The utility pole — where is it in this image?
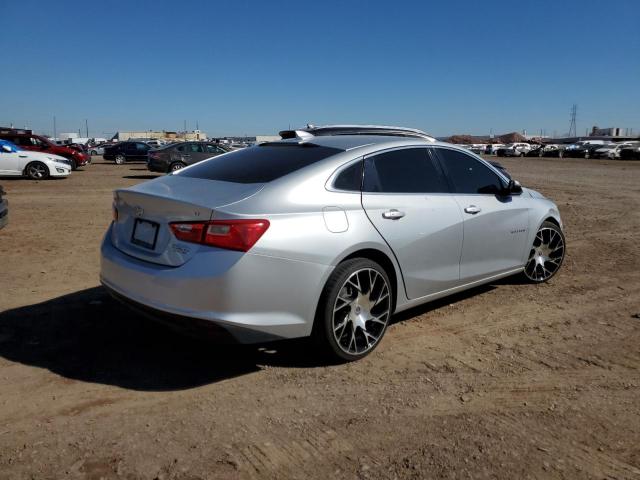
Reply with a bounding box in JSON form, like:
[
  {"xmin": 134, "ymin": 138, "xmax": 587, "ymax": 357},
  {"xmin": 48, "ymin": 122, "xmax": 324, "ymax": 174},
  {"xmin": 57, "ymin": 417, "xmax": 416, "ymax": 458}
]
[
  {"xmin": 53, "ymin": 116, "xmax": 57, "ymax": 139},
  {"xmin": 85, "ymin": 119, "xmax": 89, "ymax": 138},
  {"xmin": 569, "ymin": 104, "xmax": 577, "ymax": 137}
]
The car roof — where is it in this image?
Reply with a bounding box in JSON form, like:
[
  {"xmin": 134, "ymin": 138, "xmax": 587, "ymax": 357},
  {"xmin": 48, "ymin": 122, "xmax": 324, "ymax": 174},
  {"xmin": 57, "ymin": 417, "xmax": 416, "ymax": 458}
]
[{"xmin": 269, "ymin": 134, "xmax": 438, "ymax": 152}]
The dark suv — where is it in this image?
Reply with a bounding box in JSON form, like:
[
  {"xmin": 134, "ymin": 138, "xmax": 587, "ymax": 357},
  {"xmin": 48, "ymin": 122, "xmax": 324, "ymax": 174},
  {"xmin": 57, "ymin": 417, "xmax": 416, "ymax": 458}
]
[
  {"xmin": 103, "ymin": 142, "xmax": 152, "ymax": 164},
  {"xmin": 0, "ymin": 129, "xmax": 90, "ymax": 170},
  {"xmin": 147, "ymin": 142, "xmax": 229, "ymax": 173}
]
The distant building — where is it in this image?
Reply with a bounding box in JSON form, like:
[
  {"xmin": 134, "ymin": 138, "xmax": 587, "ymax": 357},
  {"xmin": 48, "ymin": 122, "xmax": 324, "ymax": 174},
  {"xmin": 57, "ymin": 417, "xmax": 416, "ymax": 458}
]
[
  {"xmin": 590, "ymin": 126, "xmax": 631, "ymax": 137},
  {"xmin": 112, "ymin": 130, "xmax": 208, "ymax": 142}
]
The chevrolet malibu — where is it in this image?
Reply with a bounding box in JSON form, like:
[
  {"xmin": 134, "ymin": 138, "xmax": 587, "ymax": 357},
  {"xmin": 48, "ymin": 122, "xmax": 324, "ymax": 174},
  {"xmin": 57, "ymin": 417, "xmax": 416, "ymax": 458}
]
[{"xmin": 101, "ymin": 126, "xmax": 565, "ymax": 362}]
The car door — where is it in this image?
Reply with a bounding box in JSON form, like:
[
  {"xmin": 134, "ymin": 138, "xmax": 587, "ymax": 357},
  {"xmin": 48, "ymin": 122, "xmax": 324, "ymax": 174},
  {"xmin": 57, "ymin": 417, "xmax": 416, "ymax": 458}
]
[
  {"xmin": 134, "ymin": 142, "xmax": 151, "ymax": 160},
  {"xmin": 433, "ymin": 147, "xmax": 530, "ymax": 282},
  {"xmin": 186, "ymin": 143, "xmax": 207, "ymax": 165},
  {"xmin": 0, "ymin": 147, "xmax": 21, "ymax": 175},
  {"xmin": 120, "ymin": 142, "xmax": 134, "ymax": 159},
  {"xmin": 361, "ymin": 147, "xmax": 463, "ymax": 299}
]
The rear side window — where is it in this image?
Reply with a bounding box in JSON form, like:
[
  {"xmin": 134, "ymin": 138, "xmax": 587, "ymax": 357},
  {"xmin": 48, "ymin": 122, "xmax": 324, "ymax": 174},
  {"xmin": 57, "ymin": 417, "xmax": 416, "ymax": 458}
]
[
  {"xmin": 436, "ymin": 148, "xmax": 505, "ymax": 194},
  {"xmin": 179, "ymin": 143, "xmax": 343, "ymax": 184},
  {"xmin": 363, "ymin": 148, "xmax": 449, "ymax": 193},
  {"xmin": 333, "ymin": 161, "xmax": 362, "ymax": 191}
]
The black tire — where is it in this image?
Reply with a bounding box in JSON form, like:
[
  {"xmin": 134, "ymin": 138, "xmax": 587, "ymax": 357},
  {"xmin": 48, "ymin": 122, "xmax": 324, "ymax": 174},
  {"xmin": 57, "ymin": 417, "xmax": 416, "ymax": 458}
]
[
  {"xmin": 313, "ymin": 258, "xmax": 393, "ymax": 362},
  {"xmin": 70, "ymin": 158, "xmax": 77, "ymax": 170},
  {"xmin": 114, "ymin": 154, "xmax": 126, "ymax": 165},
  {"xmin": 25, "ymin": 162, "xmax": 50, "ymax": 180},
  {"xmin": 522, "ymin": 221, "xmax": 565, "ymax": 283},
  {"xmin": 169, "ymin": 162, "xmax": 186, "ymax": 172},
  {"xmin": 90, "ymin": 150, "xmax": 98, "ymax": 156}
]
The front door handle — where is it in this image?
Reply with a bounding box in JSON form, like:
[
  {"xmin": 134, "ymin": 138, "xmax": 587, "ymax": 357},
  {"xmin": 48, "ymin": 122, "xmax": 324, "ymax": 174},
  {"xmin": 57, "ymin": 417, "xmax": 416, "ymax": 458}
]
[
  {"xmin": 464, "ymin": 205, "xmax": 482, "ymax": 214},
  {"xmin": 382, "ymin": 209, "xmax": 405, "ymax": 220}
]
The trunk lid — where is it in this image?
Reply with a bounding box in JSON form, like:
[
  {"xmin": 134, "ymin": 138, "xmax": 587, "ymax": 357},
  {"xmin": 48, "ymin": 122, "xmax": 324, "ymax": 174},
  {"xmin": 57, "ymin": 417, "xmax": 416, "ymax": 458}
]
[{"xmin": 112, "ymin": 175, "xmax": 264, "ymax": 266}]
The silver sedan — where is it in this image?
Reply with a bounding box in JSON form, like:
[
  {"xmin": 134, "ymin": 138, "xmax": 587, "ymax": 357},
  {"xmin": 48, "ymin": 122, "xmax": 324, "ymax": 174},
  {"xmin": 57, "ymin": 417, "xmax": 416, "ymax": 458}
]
[{"xmin": 101, "ymin": 126, "xmax": 565, "ymax": 362}]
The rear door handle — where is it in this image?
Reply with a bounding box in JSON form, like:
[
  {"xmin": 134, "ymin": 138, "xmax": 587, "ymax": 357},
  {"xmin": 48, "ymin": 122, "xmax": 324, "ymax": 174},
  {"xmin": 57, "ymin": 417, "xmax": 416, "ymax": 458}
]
[
  {"xmin": 382, "ymin": 209, "xmax": 405, "ymax": 220},
  {"xmin": 464, "ymin": 205, "xmax": 482, "ymax": 214}
]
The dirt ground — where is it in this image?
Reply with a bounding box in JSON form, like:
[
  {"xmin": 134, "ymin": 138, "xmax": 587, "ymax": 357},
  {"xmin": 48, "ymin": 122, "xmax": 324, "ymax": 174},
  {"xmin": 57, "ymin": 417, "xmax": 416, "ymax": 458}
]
[{"xmin": 0, "ymin": 156, "xmax": 639, "ymax": 480}]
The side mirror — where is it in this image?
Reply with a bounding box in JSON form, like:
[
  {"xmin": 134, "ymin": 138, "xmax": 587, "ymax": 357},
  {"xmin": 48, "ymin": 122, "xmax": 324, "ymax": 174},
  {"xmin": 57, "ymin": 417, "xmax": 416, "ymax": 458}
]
[{"xmin": 506, "ymin": 179, "xmax": 523, "ymax": 195}]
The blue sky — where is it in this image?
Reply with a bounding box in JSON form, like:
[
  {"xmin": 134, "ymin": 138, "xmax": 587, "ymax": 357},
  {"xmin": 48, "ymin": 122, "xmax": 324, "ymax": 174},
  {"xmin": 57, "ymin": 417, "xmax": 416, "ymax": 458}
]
[{"xmin": 1, "ymin": 0, "xmax": 639, "ymax": 138}]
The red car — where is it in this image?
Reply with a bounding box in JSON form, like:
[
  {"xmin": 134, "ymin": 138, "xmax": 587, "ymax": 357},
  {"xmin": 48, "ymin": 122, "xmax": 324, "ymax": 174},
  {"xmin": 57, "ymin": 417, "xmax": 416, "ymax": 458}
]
[{"xmin": 0, "ymin": 128, "xmax": 90, "ymax": 170}]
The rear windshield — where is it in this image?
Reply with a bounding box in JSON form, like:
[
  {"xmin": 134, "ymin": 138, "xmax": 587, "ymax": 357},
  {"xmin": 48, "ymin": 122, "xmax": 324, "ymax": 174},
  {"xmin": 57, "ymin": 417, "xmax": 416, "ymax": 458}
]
[{"xmin": 178, "ymin": 143, "xmax": 343, "ymax": 183}]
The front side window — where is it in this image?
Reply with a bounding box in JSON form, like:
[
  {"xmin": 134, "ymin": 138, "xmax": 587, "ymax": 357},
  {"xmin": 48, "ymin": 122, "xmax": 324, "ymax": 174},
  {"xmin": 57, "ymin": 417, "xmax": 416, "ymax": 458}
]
[
  {"xmin": 136, "ymin": 143, "xmax": 149, "ymax": 151},
  {"xmin": 435, "ymin": 148, "xmax": 505, "ymax": 194},
  {"xmin": 363, "ymin": 148, "xmax": 449, "ymax": 193}
]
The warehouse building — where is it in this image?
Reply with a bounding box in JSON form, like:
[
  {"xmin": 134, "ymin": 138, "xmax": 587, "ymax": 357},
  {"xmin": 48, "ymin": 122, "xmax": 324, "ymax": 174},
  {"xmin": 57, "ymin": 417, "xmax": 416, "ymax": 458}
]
[{"xmin": 112, "ymin": 130, "xmax": 208, "ymax": 142}]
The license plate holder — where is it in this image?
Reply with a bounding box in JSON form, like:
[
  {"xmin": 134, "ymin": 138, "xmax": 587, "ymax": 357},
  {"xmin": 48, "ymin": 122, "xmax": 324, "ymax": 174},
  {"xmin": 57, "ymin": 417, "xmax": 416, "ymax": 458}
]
[{"xmin": 131, "ymin": 219, "xmax": 159, "ymax": 250}]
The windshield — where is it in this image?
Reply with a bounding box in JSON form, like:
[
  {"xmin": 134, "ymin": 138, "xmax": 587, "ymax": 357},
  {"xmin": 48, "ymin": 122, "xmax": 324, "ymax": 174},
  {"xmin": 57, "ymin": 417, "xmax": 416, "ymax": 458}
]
[{"xmin": 179, "ymin": 143, "xmax": 344, "ymax": 184}]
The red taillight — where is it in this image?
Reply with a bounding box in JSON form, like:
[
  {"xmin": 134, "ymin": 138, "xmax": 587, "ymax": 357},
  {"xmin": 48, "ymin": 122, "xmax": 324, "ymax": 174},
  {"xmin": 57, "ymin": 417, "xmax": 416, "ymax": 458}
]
[{"xmin": 169, "ymin": 219, "xmax": 269, "ymax": 252}]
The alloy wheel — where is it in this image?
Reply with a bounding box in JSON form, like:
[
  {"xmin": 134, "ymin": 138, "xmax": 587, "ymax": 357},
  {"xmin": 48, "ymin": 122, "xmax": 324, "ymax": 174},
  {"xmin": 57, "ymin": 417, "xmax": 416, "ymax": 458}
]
[
  {"xmin": 524, "ymin": 227, "xmax": 565, "ymax": 282},
  {"xmin": 28, "ymin": 164, "xmax": 47, "ymax": 179},
  {"xmin": 332, "ymin": 268, "xmax": 391, "ymax": 355}
]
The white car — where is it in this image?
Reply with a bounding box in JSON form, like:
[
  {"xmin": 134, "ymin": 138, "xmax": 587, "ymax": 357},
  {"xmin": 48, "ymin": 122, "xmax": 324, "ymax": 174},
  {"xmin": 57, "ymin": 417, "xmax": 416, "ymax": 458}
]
[
  {"xmin": 501, "ymin": 143, "xmax": 532, "ymax": 157},
  {"xmin": 594, "ymin": 143, "xmax": 639, "ymax": 159},
  {"xmin": 0, "ymin": 140, "xmax": 71, "ymax": 179}
]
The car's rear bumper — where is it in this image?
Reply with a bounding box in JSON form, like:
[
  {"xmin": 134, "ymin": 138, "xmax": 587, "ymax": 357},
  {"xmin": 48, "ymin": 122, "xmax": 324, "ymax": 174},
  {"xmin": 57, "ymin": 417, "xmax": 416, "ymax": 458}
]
[
  {"xmin": 146, "ymin": 160, "xmax": 167, "ymax": 173},
  {"xmin": 100, "ymin": 224, "xmax": 332, "ymax": 343}
]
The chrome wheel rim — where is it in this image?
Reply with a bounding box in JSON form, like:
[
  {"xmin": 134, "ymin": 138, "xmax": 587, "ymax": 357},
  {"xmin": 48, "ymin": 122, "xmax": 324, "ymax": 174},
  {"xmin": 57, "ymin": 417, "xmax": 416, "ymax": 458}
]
[
  {"xmin": 525, "ymin": 227, "xmax": 565, "ymax": 281},
  {"xmin": 28, "ymin": 164, "xmax": 46, "ymax": 179},
  {"xmin": 171, "ymin": 163, "xmax": 184, "ymax": 171},
  {"xmin": 332, "ymin": 268, "xmax": 390, "ymax": 355},
  {"xmin": 115, "ymin": 156, "xmax": 125, "ymax": 164}
]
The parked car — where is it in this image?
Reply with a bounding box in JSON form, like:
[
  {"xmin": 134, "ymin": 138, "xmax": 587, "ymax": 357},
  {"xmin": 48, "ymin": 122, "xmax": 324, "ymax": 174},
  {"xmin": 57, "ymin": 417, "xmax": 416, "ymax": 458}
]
[
  {"xmin": 0, "ymin": 185, "xmax": 7, "ymax": 229},
  {"xmin": 103, "ymin": 142, "xmax": 152, "ymax": 164},
  {"xmin": 524, "ymin": 145, "xmax": 544, "ymax": 157},
  {"xmin": 497, "ymin": 143, "xmax": 532, "ymax": 157},
  {"xmin": 88, "ymin": 144, "xmax": 109, "ymax": 156},
  {"xmin": 592, "ymin": 144, "xmax": 621, "ymax": 159},
  {"xmin": 619, "ymin": 144, "xmax": 640, "ymax": 160},
  {"xmin": 468, "ymin": 144, "xmax": 487, "ymax": 155},
  {"xmin": 101, "ymin": 125, "xmax": 565, "ymax": 362},
  {"xmin": 563, "ymin": 143, "xmax": 605, "ymax": 159},
  {"xmin": 0, "ymin": 140, "xmax": 71, "ymax": 179},
  {"xmin": 485, "ymin": 144, "xmax": 505, "ymax": 155},
  {"xmin": 147, "ymin": 142, "xmax": 229, "ymax": 173},
  {"xmin": 0, "ymin": 132, "xmax": 90, "ymax": 170},
  {"xmin": 145, "ymin": 140, "xmax": 167, "ymax": 148}
]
